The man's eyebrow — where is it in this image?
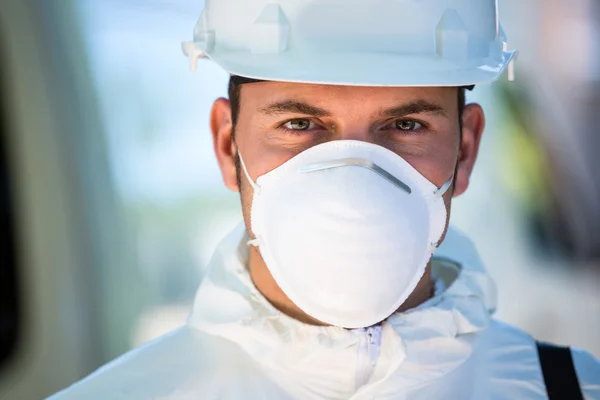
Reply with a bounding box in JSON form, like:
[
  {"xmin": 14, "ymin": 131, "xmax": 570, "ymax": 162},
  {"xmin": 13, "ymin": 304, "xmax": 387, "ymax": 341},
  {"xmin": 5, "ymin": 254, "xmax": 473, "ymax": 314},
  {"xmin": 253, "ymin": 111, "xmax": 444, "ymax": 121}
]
[
  {"xmin": 259, "ymin": 100, "xmax": 331, "ymax": 117},
  {"xmin": 381, "ymin": 100, "xmax": 448, "ymax": 118}
]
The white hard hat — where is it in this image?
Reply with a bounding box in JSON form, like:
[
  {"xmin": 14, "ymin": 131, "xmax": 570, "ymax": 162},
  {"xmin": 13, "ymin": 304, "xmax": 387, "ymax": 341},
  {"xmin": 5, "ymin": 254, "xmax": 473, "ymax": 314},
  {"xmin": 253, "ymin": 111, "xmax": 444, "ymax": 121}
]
[{"xmin": 183, "ymin": 0, "xmax": 517, "ymax": 87}]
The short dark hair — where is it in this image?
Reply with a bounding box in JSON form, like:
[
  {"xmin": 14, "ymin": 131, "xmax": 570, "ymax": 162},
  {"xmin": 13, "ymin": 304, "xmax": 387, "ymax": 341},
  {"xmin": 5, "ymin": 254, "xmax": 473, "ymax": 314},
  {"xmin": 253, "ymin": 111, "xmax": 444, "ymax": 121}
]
[
  {"xmin": 228, "ymin": 78, "xmax": 243, "ymax": 133},
  {"xmin": 228, "ymin": 77, "xmax": 468, "ymax": 136}
]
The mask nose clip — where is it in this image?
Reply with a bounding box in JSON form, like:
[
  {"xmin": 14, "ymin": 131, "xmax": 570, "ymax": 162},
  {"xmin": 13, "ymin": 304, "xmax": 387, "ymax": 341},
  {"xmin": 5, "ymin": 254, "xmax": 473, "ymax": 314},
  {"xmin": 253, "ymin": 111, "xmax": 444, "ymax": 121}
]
[{"xmin": 299, "ymin": 158, "xmax": 412, "ymax": 195}]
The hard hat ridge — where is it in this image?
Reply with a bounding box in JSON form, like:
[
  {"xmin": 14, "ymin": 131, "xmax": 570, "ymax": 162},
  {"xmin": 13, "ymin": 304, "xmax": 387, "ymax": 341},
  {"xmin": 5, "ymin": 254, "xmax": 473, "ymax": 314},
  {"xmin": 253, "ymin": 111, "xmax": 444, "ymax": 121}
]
[
  {"xmin": 251, "ymin": 3, "xmax": 290, "ymax": 54},
  {"xmin": 436, "ymin": 9, "xmax": 469, "ymax": 61}
]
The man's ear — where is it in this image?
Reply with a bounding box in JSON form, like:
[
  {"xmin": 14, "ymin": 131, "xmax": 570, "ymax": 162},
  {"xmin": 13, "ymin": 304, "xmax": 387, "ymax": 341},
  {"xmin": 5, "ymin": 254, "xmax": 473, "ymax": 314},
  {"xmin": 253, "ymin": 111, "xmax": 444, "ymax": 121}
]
[
  {"xmin": 210, "ymin": 97, "xmax": 239, "ymax": 192},
  {"xmin": 453, "ymin": 103, "xmax": 485, "ymax": 197}
]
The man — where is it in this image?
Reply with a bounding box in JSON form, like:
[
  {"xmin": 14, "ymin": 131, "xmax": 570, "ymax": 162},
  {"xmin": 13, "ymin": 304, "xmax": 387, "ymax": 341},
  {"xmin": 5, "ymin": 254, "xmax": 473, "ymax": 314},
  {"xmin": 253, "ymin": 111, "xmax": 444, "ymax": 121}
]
[{"xmin": 50, "ymin": 1, "xmax": 600, "ymax": 399}]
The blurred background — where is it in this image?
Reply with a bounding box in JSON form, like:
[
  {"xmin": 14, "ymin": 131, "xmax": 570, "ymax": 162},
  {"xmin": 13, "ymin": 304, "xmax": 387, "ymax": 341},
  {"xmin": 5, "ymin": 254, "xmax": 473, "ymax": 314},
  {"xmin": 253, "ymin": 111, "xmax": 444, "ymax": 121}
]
[{"xmin": 0, "ymin": 0, "xmax": 598, "ymax": 398}]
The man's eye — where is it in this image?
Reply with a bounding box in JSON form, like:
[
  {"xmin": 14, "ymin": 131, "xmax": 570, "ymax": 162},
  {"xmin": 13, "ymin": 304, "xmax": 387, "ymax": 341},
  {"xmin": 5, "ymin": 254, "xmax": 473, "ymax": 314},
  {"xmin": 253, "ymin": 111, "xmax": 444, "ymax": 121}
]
[
  {"xmin": 395, "ymin": 120, "xmax": 422, "ymax": 131},
  {"xmin": 284, "ymin": 119, "xmax": 313, "ymax": 131}
]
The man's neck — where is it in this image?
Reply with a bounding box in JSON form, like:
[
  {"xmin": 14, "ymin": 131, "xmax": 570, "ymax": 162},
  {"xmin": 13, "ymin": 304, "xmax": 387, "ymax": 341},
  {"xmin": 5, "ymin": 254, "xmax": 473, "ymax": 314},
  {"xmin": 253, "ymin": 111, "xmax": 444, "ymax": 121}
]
[{"xmin": 248, "ymin": 246, "xmax": 435, "ymax": 327}]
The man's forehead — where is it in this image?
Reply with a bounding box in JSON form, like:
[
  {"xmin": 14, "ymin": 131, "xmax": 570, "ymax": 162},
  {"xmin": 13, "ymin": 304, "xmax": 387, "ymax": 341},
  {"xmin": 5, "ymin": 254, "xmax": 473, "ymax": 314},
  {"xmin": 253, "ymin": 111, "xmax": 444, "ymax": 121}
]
[
  {"xmin": 240, "ymin": 81, "xmax": 456, "ymax": 105},
  {"xmin": 238, "ymin": 81, "xmax": 458, "ymax": 115}
]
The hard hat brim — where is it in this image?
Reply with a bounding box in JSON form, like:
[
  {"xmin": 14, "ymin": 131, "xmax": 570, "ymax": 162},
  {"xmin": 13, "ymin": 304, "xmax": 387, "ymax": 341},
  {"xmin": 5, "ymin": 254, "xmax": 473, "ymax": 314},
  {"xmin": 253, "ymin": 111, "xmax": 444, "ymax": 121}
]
[{"xmin": 200, "ymin": 48, "xmax": 517, "ymax": 87}]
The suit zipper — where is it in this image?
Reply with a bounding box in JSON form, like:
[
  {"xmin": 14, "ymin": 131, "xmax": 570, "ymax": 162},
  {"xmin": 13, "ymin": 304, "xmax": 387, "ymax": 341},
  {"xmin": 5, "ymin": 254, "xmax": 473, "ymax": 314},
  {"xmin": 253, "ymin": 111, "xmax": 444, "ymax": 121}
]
[{"xmin": 355, "ymin": 325, "xmax": 382, "ymax": 391}]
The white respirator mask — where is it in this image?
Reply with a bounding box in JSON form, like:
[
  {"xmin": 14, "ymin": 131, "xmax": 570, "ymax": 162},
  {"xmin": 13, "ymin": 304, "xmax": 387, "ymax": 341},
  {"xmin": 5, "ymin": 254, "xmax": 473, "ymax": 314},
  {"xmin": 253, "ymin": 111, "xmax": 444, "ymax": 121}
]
[{"xmin": 239, "ymin": 140, "xmax": 453, "ymax": 329}]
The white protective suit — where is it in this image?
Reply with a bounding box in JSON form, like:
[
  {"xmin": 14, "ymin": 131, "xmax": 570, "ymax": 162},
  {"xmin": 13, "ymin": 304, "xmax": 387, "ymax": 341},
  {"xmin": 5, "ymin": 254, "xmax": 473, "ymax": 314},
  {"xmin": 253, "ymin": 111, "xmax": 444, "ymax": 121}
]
[{"xmin": 50, "ymin": 223, "xmax": 600, "ymax": 400}]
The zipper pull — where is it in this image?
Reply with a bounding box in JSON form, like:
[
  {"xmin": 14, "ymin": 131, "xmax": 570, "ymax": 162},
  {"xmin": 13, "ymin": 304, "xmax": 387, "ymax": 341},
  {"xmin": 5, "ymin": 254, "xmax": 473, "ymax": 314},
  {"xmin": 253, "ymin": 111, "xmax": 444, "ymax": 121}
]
[{"xmin": 367, "ymin": 326, "xmax": 382, "ymax": 366}]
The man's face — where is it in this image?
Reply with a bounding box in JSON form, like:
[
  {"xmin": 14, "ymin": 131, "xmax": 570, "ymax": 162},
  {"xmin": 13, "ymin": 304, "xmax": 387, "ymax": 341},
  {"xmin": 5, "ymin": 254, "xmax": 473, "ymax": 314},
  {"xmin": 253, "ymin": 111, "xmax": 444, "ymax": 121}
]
[{"xmin": 211, "ymin": 82, "xmax": 485, "ymax": 240}]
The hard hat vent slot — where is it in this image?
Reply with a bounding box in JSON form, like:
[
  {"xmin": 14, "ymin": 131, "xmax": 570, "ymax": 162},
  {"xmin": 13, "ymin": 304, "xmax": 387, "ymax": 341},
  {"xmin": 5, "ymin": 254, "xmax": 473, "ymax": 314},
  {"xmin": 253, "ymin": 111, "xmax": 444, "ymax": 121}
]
[
  {"xmin": 435, "ymin": 9, "xmax": 469, "ymax": 61},
  {"xmin": 251, "ymin": 3, "xmax": 290, "ymax": 54}
]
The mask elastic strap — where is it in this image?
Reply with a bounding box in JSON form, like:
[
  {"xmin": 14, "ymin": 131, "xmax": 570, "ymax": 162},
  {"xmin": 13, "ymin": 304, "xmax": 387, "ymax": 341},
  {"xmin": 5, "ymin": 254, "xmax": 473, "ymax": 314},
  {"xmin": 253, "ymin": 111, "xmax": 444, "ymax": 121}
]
[
  {"xmin": 238, "ymin": 153, "xmax": 263, "ymax": 248},
  {"xmin": 434, "ymin": 174, "xmax": 454, "ymax": 198},
  {"xmin": 429, "ymin": 173, "xmax": 454, "ymax": 253},
  {"xmin": 247, "ymin": 238, "xmax": 262, "ymax": 247},
  {"xmin": 238, "ymin": 151, "xmax": 259, "ymax": 192}
]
